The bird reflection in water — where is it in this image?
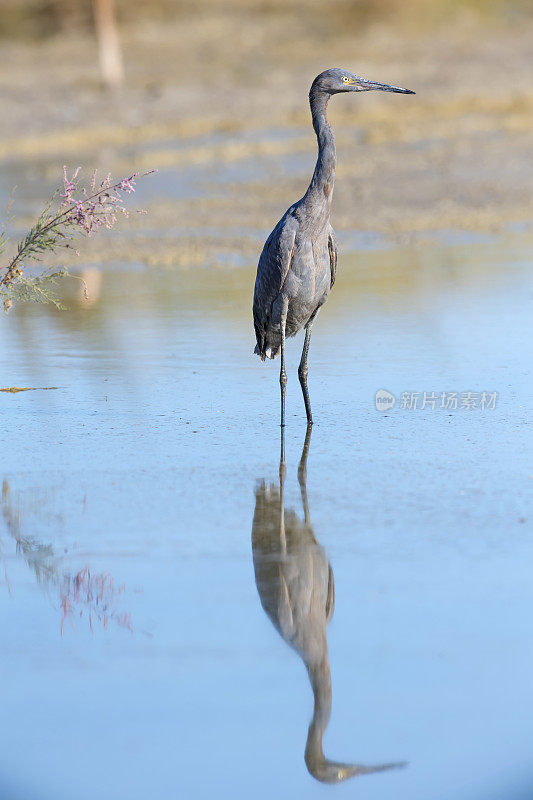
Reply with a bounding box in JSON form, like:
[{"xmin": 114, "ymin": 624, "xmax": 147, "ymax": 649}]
[{"xmin": 252, "ymin": 426, "xmax": 404, "ymax": 783}]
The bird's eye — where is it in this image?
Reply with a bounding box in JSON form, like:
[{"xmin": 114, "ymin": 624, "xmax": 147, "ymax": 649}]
[{"xmin": 342, "ymin": 76, "xmax": 349, "ymax": 83}]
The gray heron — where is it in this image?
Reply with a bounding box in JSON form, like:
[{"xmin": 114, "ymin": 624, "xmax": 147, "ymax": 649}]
[{"xmin": 253, "ymin": 69, "xmax": 414, "ymax": 425}]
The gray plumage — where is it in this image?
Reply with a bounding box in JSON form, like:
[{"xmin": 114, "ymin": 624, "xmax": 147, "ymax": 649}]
[{"xmin": 253, "ymin": 68, "xmax": 414, "ymax": 425}]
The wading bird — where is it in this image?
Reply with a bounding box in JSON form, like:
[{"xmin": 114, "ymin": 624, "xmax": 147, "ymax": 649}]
[
  {"xmin": 252, "ymin": 426, "xmax": 404, "ymax": 782},
  {"xmin": 253, "ymin": 69, "xmax": 414, "ymax": 425}
]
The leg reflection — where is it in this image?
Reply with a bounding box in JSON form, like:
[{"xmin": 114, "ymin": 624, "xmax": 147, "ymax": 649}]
[{"xmin": 251, "ymin": 427, "xmax": 405, "ymax": 783}]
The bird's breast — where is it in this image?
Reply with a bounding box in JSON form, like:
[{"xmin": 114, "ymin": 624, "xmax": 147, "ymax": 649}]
[{"xmin": 282, "ymin": 240, "xmax": 331, "ymax": 335}]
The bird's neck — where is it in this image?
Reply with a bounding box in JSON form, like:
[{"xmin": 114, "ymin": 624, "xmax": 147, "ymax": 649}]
[
  {"xmin": 305, "ymin": 654, "xmax": 333, "ymax": 769},
  {"xmin": 305, "ymin": 88, "xmax": 336, "ymax": 212}
]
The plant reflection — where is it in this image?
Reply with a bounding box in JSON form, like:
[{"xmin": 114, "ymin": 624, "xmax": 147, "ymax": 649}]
[
  {"xmin": 1, "ymin": 479, "xmax": 132, "ymax": 634},
  {"xmin": 252, "ymin": 426, "xmax": 404, "ymax": 783}
]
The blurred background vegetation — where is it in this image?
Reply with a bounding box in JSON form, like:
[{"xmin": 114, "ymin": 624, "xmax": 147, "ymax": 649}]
[
  {"xmin": 0, "ymin": 0, "xmax": 532, "ymax": 280},
  {"xmin": 0, "ymin": 0, "xmax": 530, "ymax": 40}
]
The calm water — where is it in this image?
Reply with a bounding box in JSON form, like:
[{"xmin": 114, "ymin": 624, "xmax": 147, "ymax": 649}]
[{"xmin": 1, "ymin": 232, "xmax": 532, "ymax": 800}]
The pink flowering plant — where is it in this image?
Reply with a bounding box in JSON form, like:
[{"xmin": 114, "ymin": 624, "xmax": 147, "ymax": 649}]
[
  {"xmin": 0, "ymin": 166, "xmax": 155, "ymax": 312},
  {"xmin": 1, "ymin": 479, "xmax": 133, "ymax": 636}
]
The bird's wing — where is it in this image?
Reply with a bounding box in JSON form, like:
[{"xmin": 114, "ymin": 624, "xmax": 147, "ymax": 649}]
[
  {"xmin": 253, "ymin": 215, "xmax": 297, "ymax": 354},
  {"xmin": 325, "ymin": 563, "xmax": 335, "ymax": 623},
  {"xmin": 327, "ymin": 227, "xmax": 338, "ymax": 289},
  {"xmin": 277, "ymin": 570, "xmax": 296, "ymax": 637}
]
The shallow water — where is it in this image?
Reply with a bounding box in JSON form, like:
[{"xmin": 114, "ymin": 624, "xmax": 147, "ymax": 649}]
[{"xmin": 1, "ymin": 232, "xmax": 533, "ymax": 800}]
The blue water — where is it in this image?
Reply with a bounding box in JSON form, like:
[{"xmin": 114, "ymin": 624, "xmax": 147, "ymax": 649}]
[{"xmin": 0, "ymin": 232, "xmax": 532, "ymax": 800}]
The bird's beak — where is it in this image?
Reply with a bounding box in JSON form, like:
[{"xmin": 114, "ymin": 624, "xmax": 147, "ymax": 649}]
[
  {"xmin": 306, "ymin": 758, "xmax": 407, "ymax": 784},
  {"xmin": 351, "ymin": 78, "xmax": 415, "ymax": 94}
]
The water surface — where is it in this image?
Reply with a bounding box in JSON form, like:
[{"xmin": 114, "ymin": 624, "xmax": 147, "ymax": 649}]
[{"xmin": 1, "ymin": 232, "xmax": 532, "ymax": 800}]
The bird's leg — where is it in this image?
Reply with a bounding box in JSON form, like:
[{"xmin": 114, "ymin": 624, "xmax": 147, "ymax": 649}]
[
  {"xmin": 279, "ymin": 299, "xmax": 289, "ymax": 427},
  {"xmin": 298, "ymin": 322, "xmax": 314, "ymax": 424},
  {"xmin": 298, "ymin": 422, "xmax": 312, "ymax": 526},
  {"xmin": 279, "ymin": 423, "xmax": 286, "ymax": 485},
  {"xmin": 279, "ymin": 424, "xmax": 287, "ymax": 555}
]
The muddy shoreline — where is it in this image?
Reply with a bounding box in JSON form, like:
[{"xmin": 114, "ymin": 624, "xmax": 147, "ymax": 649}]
[{"xmin": 1, "ymin": 8, "xmax": 532, "ymax": 268}]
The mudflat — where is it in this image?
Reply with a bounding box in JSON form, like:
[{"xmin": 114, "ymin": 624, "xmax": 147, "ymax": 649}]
[{"xmin": 0, "ymin": 2, "xmax": 531, "ymax": 270}]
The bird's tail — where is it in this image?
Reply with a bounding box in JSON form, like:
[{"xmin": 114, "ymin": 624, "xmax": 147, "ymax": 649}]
[
  {"xmin": 254, "ymin": 343, "xmax": 266, "ymax": 361},
  {"xmin": 254, "ymin": 343, "xmax": 280, "ymax": 361}
]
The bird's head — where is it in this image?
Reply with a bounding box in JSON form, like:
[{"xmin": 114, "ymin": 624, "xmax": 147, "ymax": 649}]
[
  {"xmin": 311, "ymin": 68, "xmax": 414, "ymax": 96},
  {"xmin": 305, "ymin": 753, "xmax": 408, "ymax": 784}
]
